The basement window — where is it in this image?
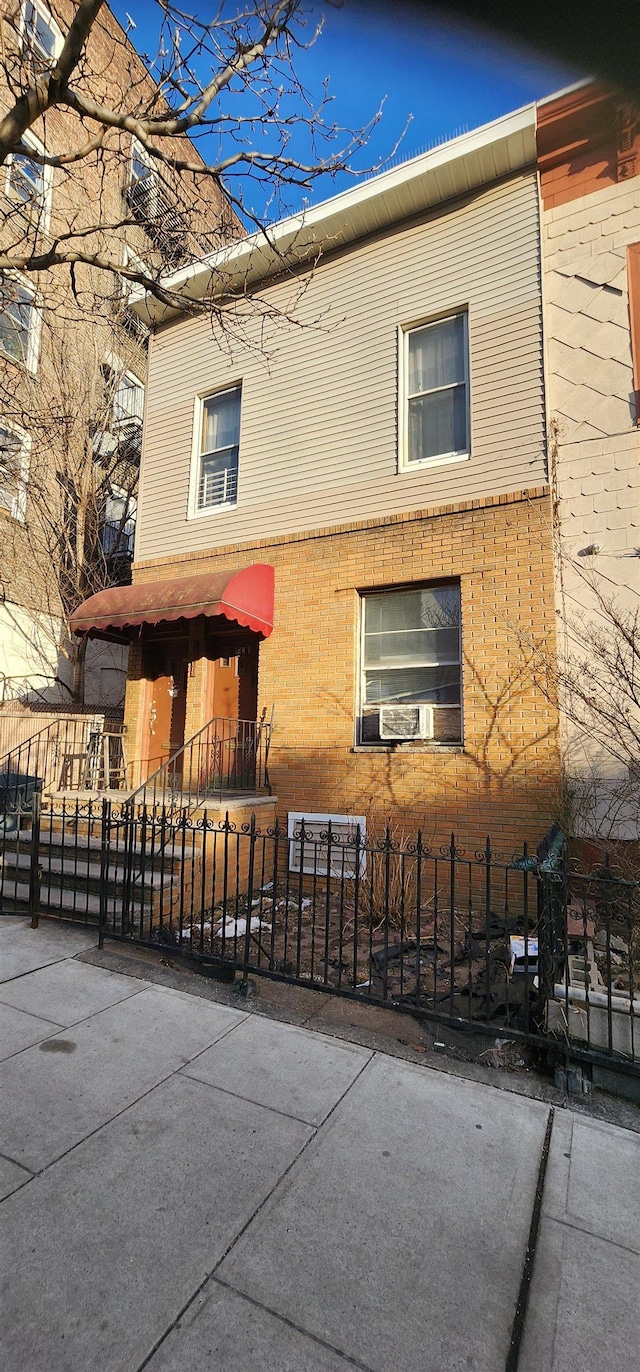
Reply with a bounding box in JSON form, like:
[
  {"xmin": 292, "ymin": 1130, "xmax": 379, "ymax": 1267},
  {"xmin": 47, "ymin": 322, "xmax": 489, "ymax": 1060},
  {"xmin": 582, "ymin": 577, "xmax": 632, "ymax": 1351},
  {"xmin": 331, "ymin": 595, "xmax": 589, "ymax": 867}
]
[{"xmin": 288, "ymin": 813, "xmax": 367, "ymax": 879}]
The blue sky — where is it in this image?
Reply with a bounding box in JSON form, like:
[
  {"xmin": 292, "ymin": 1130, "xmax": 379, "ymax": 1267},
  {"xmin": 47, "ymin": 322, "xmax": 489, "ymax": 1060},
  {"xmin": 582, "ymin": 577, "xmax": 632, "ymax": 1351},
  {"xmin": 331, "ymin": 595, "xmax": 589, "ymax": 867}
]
[{"xmin": 111, "ymin": 1, "xmax": 579, "ymax": 219}]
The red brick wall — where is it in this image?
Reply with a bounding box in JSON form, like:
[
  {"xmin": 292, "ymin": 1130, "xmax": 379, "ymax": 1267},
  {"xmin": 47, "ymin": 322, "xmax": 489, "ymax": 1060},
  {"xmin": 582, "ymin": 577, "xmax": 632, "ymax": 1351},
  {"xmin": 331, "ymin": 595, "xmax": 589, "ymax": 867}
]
[{"xmin": 537, "ymin": 83, "xmax": 639, "ymax": 210}]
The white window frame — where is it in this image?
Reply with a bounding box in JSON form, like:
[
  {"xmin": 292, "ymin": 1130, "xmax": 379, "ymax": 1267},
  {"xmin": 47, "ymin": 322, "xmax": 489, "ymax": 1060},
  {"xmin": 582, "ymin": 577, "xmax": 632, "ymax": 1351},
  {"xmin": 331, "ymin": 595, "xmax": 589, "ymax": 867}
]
[
  {"xmin": 0, "ymin": 420, "xmax": 31, "ymax": 522},
  {"xmin": 0, "ymin": 272, "xmax": 42, "ymax": 374},
  {"xmin": 121, "ymin": 245, "xmax": 149, "ymax": 296},
  {"xmin": 101, "ymin": 481, "xmax": 137, "ymax": 558},
  {"xmin": 129, "ymin": 136, "xmax": 159, "ymax": 218},
  {"xmin": 5, "ymin": 128, "xmax": 54, "ymax": 235},
  {"xmin": 188, "ymin": 385, "xmax": 242, "ymax": 520},
  {"xmin": 20, "ymin": 0, "xmax": 63, "ymax": 62},
  {"xmin": 398, "ymin": 310, "xmax": 471, "ymax": 472},
  {"xmin": 357, "ymin": 582, "xmax": 463, "ymax": 747},
  {"xmin": 101, "ymin": 352, "xmax": 145, "ymax": 429}
]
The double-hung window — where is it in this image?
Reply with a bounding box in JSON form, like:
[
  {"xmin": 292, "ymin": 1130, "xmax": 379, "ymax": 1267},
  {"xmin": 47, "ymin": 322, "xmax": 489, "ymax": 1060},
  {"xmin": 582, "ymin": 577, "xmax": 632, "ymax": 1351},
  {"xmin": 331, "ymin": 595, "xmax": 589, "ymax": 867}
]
[
  {"xmin": 113, "ymin": 372, "xmax": 145, "ymax": 428},
  {"xmin": 6, "ymin": 131, "xmax": 53, "ymax": 232},
  {"xmin": 0, "ymin": 423, "xmax": 30, "ymax": 521},
  {"xmin": 101, "ymin": 484, "xmax": 137, "ymax": 559},
  {"xmin": 400, "ymin": 311, "xmax": 469, "ymax": 468},
  {"xmin": 128, "ymin": 138, "xmax": 159, "ymax": 222},
  {"xmin": 359, "ymin": 583, "xmax": 462, "ymax": 745},
  {"xmin": 195, "ymin": 386, "xmax": 241, "ymax": 511},
  {"xmin": 8, "ymin": 153, "xmax": 45, "ymax": 207},
  {"xmin": 0, "ymin": 277, "xmax": 41, "ymax": 372},
  {"xmin": 21, "ymin": 0, "xmax": 63, "ymax": 63}
]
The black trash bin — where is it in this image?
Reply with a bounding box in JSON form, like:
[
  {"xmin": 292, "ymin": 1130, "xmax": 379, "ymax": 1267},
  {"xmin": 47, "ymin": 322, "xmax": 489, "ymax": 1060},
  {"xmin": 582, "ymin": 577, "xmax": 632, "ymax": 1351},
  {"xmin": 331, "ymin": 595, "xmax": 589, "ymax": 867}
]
[{"xmin": 0, "ymin": 772, "xmax": 43, "ymax": 834}]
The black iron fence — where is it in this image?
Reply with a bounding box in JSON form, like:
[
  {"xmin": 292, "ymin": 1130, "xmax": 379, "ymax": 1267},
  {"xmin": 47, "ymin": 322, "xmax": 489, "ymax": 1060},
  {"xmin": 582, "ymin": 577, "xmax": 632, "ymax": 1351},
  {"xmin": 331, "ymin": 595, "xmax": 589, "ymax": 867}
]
[
  {"xmin": 128, "ymin": 712, "xmax": 272, "ymax": 815},
  {"xmin": 1, "ymin": 796, "xmax": 638, "ymax": 1074}
]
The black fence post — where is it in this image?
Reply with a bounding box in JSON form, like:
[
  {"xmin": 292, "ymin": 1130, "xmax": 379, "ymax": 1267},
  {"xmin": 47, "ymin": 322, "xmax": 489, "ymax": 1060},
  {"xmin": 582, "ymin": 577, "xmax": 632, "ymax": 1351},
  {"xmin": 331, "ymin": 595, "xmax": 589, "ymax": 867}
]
[
  {"xmin": 98, "ymin": 797, "xmax": 110, "ymax": 949},
  {"xmin": 240, "ymin": 812, "xmax": 257, "ymax": 991},
  {"xmin": 28, "ymin": 788, "xmax": 41, "ymax": 929}
]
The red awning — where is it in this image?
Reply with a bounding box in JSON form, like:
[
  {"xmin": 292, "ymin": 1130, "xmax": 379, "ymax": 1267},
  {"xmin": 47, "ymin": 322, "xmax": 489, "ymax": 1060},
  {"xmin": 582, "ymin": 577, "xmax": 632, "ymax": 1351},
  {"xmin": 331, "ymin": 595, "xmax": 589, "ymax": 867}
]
[{"xmin": 70, "ymin": 565, "xmax": 274, "ymax": 640}]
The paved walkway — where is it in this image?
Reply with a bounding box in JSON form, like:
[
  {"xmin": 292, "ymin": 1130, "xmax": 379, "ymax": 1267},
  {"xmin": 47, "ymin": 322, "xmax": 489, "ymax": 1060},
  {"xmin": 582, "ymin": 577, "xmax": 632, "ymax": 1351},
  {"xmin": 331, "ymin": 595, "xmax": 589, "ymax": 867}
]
[{"xmin": 0, "ymin": 917, "xmax": 638, "ymax": 1372}]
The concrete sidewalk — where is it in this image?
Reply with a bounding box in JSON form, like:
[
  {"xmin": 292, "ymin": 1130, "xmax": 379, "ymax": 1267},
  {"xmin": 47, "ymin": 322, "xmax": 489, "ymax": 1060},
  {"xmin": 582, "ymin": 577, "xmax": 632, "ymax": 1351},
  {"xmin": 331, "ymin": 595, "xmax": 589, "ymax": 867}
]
[{"xmin": 0, "ymin": 917, "xmax": 638, "ymax": 1372}]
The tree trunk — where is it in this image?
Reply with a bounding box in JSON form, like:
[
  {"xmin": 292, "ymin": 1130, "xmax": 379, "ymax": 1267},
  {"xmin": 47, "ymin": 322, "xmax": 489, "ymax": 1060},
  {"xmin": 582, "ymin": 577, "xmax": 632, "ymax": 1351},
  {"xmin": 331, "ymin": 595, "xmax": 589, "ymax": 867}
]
[{"xmin": 70, "ymin": 635, "xmax": 88, "ymax": 706}]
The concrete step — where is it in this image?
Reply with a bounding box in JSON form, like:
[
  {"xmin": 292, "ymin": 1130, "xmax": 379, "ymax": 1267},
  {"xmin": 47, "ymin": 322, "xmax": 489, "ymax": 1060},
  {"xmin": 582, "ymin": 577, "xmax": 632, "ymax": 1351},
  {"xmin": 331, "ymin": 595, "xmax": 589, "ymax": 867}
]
[
  {"xmin": 3, "ymin": 879, "xmax": 102, "ymax": 919},
  {"xmin": 5, "ymin": 828, "xmax": 186, "ymax": 873},
  {"xmin": 3, "ymin": 849, "xmax": 165, "ymax": 892}
]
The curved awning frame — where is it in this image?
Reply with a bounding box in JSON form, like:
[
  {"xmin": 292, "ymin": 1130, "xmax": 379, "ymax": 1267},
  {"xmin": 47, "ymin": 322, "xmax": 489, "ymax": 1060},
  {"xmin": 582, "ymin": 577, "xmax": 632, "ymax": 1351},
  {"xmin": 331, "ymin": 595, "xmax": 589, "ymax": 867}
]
[{"xmin": 70, "ymin": 564, "xmax": 274, "ymax": 641}]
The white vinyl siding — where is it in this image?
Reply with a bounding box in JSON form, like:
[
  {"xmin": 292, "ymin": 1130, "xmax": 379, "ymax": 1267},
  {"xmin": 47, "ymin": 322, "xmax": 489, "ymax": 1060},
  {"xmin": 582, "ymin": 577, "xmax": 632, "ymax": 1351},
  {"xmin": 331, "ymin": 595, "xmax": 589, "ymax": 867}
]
[{"xmin": 136, "ymin": 173, "xmax": 546, "ymax": 559}]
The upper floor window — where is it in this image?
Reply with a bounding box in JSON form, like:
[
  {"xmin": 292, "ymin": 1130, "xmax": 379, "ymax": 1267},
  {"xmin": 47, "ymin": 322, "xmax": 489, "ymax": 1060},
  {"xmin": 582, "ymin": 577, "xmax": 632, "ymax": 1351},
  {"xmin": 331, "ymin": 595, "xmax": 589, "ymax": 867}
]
[
  {"xmin": 194, "ymin": 386, "xmax": 241, "ymax": 512},
  {"xmin": 101, "ymin": 484, "xmax": 137, "ymax": 561},
  {"xmin": 113, "ymin": 371, "xmax": 145, "ymax": 428},
  {"xmin": 96, "ymin": 357, "xmax": 144, "ymax": 458},
  {"xmin": 0, "ymin": 276, "xmax": 41, "ymax": 372},
  {"xmin": 21, "ymin": 0, "xmax": 63, "ymax": 63},
  {"xmin": 400, "ymin": 312, "xmax": 469, "ymax": 469},
  {"xmin": 359, "ymin": 582, "xmax": 462, "ymax": 746},
  {"xmin": 117, "ymin": 246, "xmax": 151, "ymax": 347},
  {"xmin": 6, "ymin": 131, "xmax": 53, "ymax": 231},
  {"xmin": 128, "ymin": 138, "xmax": 159, "ymax": 221},
  {"xmin": 0, "ymin": 422, "xmax": 30, "ymax": 521}
]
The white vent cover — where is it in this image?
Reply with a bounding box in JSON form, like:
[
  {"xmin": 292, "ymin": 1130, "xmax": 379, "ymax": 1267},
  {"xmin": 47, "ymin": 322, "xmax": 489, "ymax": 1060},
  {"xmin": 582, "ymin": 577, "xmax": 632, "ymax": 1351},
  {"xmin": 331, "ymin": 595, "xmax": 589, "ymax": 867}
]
[
  {"xmin": 379, "ymin": 704, "xmax": 433, "ymax": 741},
  {"xmin": 287, "ymin": 812, "xmax": 367, "ymax": 879}
]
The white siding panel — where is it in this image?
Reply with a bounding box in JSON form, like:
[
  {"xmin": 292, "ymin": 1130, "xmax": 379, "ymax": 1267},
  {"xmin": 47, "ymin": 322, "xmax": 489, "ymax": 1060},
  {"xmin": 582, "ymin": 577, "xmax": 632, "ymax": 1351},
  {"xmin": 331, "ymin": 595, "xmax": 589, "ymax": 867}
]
[{"xmin": 137, "ymin": 172, "xmax": 546, "ymax": 560}]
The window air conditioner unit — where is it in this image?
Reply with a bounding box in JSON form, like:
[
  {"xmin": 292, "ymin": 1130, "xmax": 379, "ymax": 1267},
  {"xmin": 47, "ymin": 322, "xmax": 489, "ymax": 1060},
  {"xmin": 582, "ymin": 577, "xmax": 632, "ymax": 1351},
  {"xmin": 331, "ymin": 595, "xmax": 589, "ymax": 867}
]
[{"xmin": 379, "ymin": 704, "xmax": 433, "ymax": 741}]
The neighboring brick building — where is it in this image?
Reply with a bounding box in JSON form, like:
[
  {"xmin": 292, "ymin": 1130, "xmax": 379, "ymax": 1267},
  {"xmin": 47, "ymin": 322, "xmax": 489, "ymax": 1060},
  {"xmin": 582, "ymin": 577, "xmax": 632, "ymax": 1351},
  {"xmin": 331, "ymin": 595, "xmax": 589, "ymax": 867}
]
[
  {"xmin": 536, "ymin": 81, "xmax": 640, "ymax": 838},
  {"xmin": 0, "ymin": 1, "xmax": 233, "ymax": 707},
  {"xmin": 72, "ymin": 103, "xmax": 563, "ymax": 850}
]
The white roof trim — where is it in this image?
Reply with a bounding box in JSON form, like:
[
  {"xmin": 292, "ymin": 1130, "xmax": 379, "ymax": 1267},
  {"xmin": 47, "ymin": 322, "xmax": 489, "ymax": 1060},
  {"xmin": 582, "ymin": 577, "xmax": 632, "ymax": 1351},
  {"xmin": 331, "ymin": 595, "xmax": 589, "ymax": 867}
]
[
  {"xmin": 536, "ymin": 77, "xmax": 594, "ymax": 108},
  {"xmin": 131, "ymin": 101, "xmax": 537, "ymax": 325}
]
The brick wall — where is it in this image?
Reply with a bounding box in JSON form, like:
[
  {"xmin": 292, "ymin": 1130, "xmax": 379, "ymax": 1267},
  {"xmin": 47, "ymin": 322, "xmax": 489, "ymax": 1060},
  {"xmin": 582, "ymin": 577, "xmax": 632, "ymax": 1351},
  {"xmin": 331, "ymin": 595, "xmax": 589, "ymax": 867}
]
[{"xmin": 125, "ymin": 488, "xmax": 561, "ymax": 852}]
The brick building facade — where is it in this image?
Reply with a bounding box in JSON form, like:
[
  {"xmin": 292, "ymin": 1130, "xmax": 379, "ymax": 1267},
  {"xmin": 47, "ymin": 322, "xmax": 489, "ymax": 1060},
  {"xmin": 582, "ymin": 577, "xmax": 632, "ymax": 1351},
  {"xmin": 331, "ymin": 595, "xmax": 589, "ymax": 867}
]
[
  {"xmin": 122, "ymin": 489, "xmax": 560, "ymax": 849},
  {"xmin": 0, "ymin": 1, "xmax": 232, "ymax": 707},
  {"xmin": 68, "ymin": 103, "xmax": 566, "ymax": 850}
]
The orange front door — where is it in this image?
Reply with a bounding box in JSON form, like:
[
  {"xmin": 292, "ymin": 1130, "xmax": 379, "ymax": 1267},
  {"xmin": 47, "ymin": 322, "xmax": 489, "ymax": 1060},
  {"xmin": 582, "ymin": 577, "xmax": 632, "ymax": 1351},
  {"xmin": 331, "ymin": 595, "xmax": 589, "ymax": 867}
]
[
  {"xmin": 144, "ymin": 646, "xmax": 189, "ymax": 777},
  {"xmin": 210, "ymin": 657, "xmax": 240, "ymax": 721}
]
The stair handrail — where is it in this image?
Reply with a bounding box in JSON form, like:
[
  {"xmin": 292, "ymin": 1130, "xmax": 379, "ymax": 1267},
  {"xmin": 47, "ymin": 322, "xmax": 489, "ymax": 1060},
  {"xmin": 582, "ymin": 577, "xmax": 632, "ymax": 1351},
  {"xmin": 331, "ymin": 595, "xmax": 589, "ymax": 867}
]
[
  {"xmin": 0, "ymin": 714, "xmax": 125, "ymax": 793},
  {"xmin": 126, "ymin": 708, "xmax": 272, "ymax": 818}
]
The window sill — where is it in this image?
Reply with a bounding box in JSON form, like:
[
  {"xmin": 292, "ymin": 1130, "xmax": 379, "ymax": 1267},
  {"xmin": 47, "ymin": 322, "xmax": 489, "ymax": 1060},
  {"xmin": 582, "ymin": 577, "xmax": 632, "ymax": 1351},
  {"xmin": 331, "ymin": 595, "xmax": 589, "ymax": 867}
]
[
  {"xmin": 0, "ymin": 348, "xmax": 30, "ymax": 373},
  {"xmin": 398, "ymin": 450, "xmax": 470, "ymax": 473},
  {"xmin": 350, "ymin": 744, "xmax": 464, "ymax": 754},
  {"xmin": 187, "ymin": 501, "xmax": 238, "ymax": 521}
]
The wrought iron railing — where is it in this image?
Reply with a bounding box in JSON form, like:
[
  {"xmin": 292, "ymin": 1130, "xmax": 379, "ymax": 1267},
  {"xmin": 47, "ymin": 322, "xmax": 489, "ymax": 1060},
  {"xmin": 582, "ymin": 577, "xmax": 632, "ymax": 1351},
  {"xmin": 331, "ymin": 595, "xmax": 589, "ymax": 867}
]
[
  {"xmin": 0, "ymin": 714, "xmax": 126, "ymax": 796},
  {"xmin": 3, "ymin": 789, "xmax": 638, "ymax": 1077},
  {"xmin": 128, "ymin": 710, "xmax": 272, "ymax": 815},
  {"xmin": 104, "ymin": 813, "xmax": 639, "ymax": 1072}
]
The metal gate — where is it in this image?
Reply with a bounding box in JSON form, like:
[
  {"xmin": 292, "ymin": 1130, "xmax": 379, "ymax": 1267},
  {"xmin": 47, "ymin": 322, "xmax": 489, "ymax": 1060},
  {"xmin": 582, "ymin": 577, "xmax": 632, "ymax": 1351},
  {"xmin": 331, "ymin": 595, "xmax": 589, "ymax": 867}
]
[{"xmin": 2, "ymin": 795, "xmax": 638, "ymax": 1078}]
